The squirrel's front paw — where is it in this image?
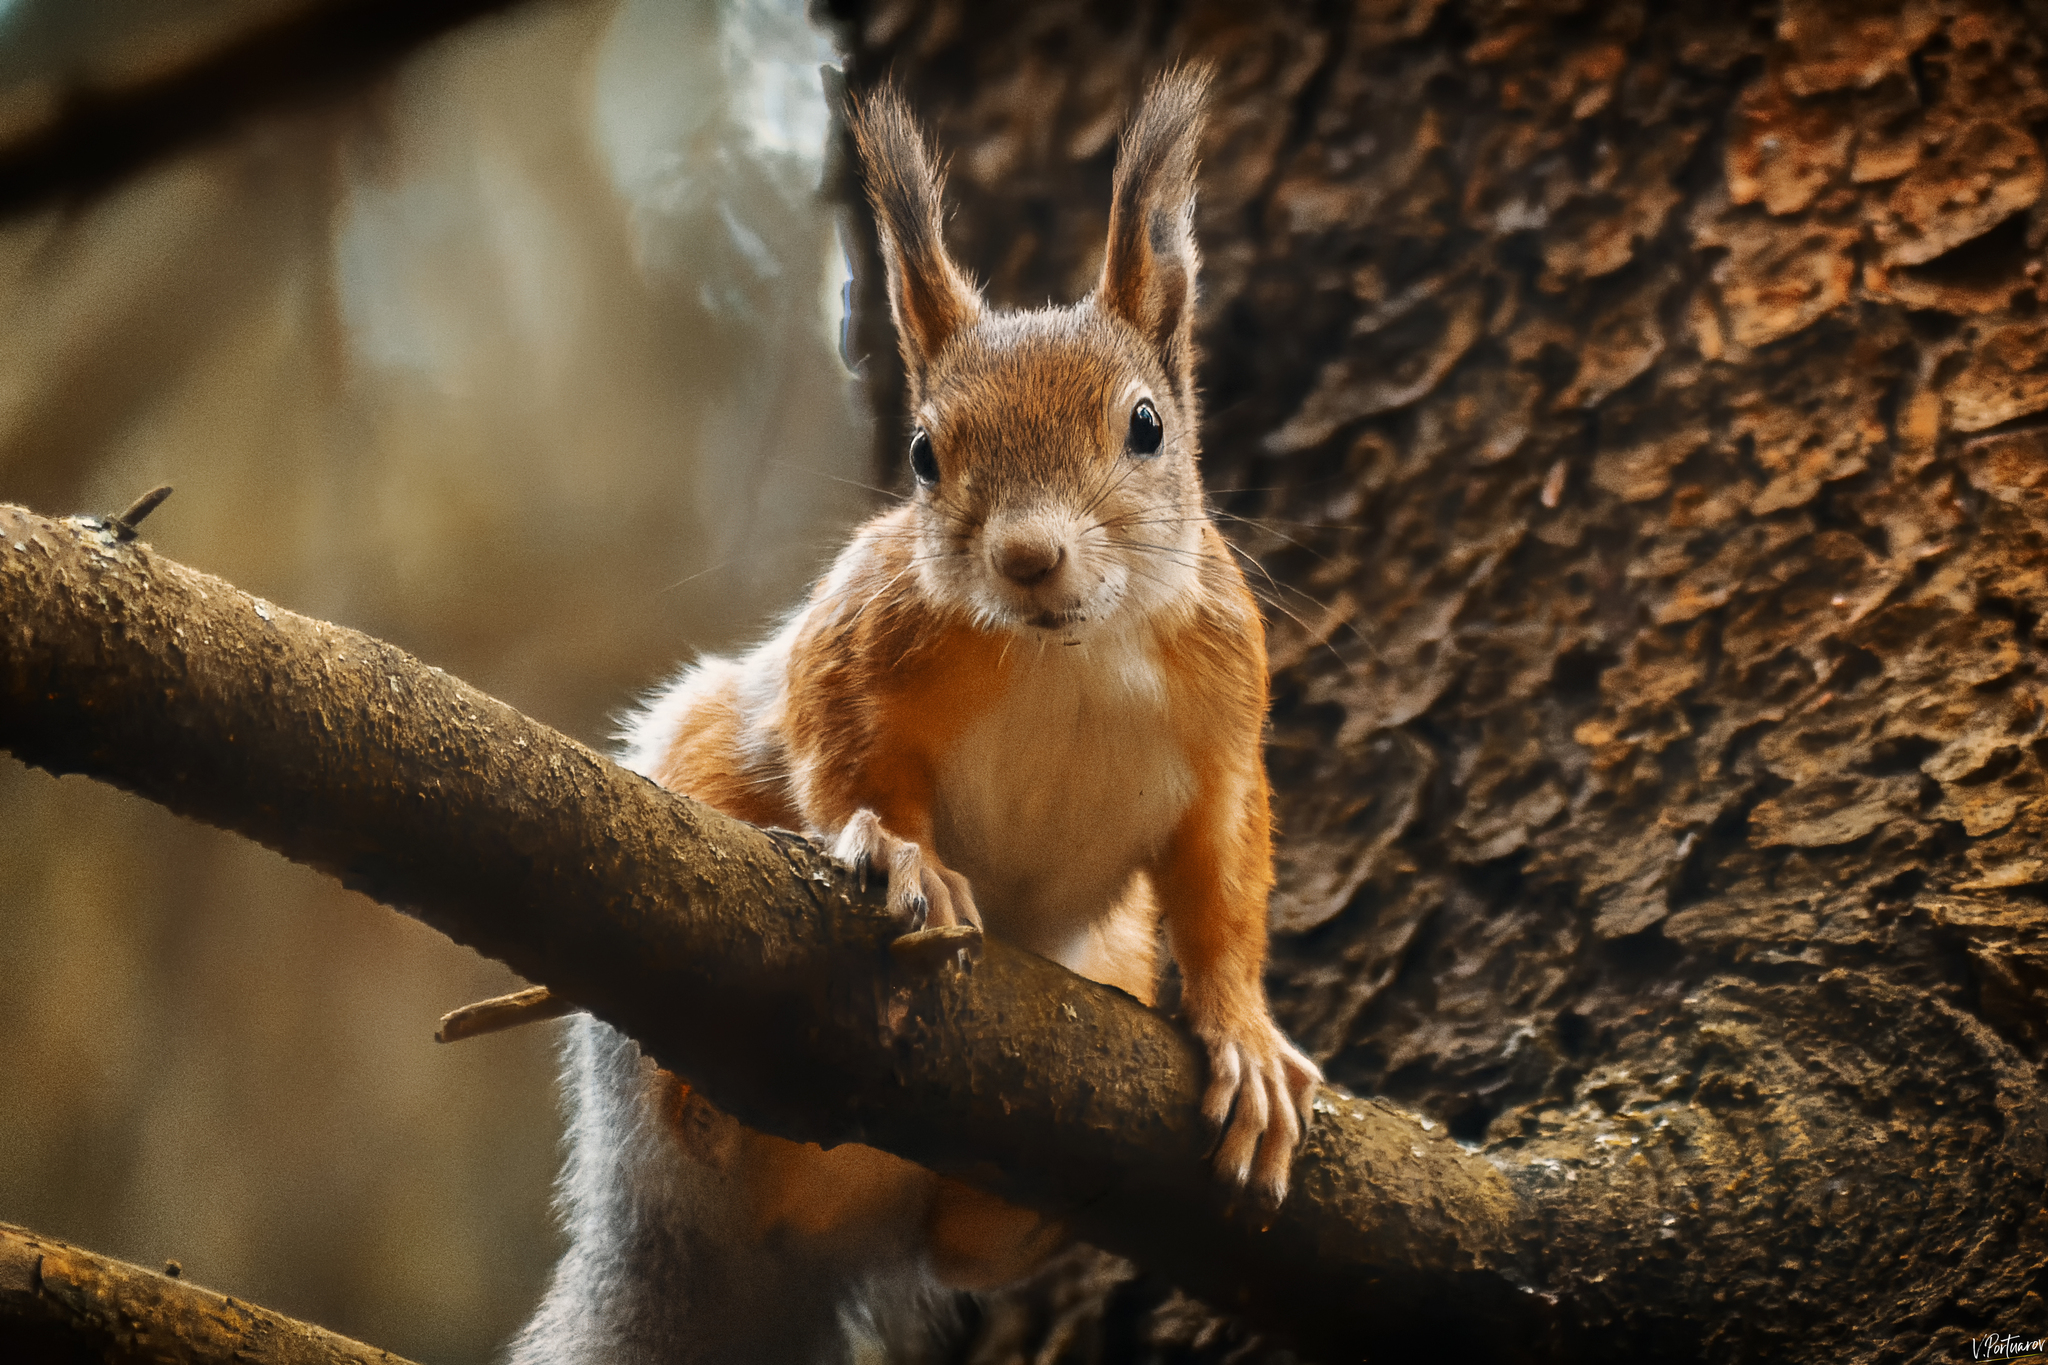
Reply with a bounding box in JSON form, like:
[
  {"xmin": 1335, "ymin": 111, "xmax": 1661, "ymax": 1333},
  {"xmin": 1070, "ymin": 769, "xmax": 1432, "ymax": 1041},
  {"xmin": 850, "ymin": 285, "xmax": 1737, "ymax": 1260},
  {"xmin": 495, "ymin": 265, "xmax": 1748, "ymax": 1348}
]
[
  {"xmin": 833, "ymin": 809, "xmax": 983, "ymax": 935},
  {"xmin": 1191, "ymin": 1009, "xmax": 1321, "ymax": 1206}
]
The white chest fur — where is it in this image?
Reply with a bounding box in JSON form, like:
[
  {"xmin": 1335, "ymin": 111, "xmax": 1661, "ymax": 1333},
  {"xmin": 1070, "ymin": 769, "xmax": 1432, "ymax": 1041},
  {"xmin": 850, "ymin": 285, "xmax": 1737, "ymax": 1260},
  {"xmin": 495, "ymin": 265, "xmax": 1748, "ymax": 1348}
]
[{"xmin": 929, "ymin": 628, "xmax": 1192, "ymax": 970}]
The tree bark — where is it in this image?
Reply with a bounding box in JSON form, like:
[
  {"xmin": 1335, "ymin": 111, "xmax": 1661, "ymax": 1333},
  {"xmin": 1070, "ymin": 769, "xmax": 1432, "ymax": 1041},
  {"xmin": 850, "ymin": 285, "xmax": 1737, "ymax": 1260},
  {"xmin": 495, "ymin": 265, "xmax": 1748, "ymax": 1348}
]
[
  {"xmin": 3, "ymin": 0, "xmax": 2047, "ymax": 1358},
  {"xmin": 823, "ymin": 1, "xmax": 2048, "ymax": 1361},
  {"xmin": 0, "ymin": 502, "xmax": 1528, "ymax": 1364},
  {"xmin": 0, "ymin": 1221, "xmax": 416, "ymax": 1365}
]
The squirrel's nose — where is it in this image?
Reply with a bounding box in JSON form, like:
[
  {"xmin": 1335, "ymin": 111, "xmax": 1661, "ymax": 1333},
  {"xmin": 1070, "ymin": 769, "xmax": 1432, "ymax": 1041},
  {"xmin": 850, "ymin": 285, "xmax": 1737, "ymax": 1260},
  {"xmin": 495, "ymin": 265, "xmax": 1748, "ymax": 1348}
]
[{"xmin": 992, "ymin": 535, "xmax": 1065, "ymax": 587}]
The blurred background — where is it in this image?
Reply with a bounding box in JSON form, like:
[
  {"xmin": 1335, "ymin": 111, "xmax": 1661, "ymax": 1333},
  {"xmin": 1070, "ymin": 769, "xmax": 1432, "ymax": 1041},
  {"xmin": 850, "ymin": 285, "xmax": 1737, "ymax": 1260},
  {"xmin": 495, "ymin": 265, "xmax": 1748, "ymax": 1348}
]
[{"xmin": 0, "ymin": 1, "xmax": 870, "ymax": 1360}]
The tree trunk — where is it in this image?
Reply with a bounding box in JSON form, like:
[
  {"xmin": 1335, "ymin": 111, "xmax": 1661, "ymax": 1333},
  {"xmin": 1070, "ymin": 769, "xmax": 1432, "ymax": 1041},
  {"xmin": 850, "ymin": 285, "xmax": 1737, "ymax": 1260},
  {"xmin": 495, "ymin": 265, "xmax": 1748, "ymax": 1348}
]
[{"xmin": 827, "ymin": 1, "xmax": 2048, "ymax": 1360}]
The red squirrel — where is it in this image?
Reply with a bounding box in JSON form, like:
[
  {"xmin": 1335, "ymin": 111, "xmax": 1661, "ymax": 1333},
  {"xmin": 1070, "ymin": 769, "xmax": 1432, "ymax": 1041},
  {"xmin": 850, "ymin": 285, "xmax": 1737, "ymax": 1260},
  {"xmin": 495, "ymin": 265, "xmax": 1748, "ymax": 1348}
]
[{"xmin": 509, "ymin": 69, "xmax": 1319, "ymax": 1363}]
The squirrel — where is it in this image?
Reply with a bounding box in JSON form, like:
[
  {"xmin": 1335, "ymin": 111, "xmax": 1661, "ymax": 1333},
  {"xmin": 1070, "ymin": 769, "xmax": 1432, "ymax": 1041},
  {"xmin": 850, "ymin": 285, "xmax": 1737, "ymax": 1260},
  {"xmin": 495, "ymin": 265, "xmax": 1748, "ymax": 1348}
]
[{"xmin": 504, "ymin": 68, "xmax": 1320, "ymax": 1364}]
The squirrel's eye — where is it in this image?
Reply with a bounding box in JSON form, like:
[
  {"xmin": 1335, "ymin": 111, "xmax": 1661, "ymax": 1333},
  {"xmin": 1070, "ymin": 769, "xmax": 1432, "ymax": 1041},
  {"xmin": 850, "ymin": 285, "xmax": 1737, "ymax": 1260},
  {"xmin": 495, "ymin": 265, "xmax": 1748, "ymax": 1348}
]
[
  {"xmin": 1127, "ymin": 400, "xmax": 1163, "ymax": 457},
  {"xmin": 909, "ymin": 429, "xmax": 939, "ymax": 487}
]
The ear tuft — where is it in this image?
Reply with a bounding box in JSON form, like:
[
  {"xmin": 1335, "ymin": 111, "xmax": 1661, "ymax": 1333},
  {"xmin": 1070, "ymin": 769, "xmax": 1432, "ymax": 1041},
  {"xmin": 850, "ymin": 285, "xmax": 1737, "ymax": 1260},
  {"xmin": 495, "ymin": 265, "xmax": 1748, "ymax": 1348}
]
[
  {"xmin": 851, "ymin": 86, "xmax": 982, "ymax": 380},
  {"xmin": 1098, "ymin": 66, "xmax": 1212, "ymax": 398}
]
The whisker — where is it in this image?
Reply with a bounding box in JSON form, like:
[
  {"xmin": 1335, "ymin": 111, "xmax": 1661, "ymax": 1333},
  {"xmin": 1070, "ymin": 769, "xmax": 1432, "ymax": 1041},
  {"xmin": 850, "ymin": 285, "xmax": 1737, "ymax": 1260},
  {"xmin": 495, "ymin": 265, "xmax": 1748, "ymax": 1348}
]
[
  {"xmin": 655, "ymin": 531, "xmax": 900, "ymax": 595},
  {"xmin": 1093, "ymin": 516, "xmax": 1194, "ymax": 534},
  {"xmin": 1211, "ymin": 511, "xmax": 1359, "ymax": 532},
  {"xmin": 1207, "ymin": 509, "xmax": 1335, "ymax": 561},
  {"xmin": 762, "ymin": 457, "xmax": 908, "ymax": 503},
  {"xmin": 842, "ymin": 565, "xmax": 918, "ymax": 631},
  {"xmin": 1074, "ymin": 457, "xmax": 1128, "ymax": 521},
  {"xmin": 1211, "ymin": 540, "xmax": 1373, "ymax": 660},
  {"xmin": 1078, "ymin": 458, "xmax": 1146, "ymax": 521},
  {"xmin": 1106, "ymin": 535, "xmax": 1365, "ymax": 664},
  {"xmin": 1113, "ymin": 555, "xmax": 1199, "ymax": 601},
  {"xmin": 798, "ymin": 551, "xmax": 965, "ymax": 624},
  {"xmin": 658, "ymin": 561, "xmax": 736, "ymax": 593}
]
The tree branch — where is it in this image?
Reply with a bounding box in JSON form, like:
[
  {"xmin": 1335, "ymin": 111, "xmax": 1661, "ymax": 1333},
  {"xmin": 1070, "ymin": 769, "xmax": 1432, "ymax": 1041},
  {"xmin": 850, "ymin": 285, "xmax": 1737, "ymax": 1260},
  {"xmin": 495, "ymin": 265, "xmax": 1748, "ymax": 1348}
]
[
  {"xmin": 0, "ymin": 502, "xmax": 1541, "ymax": 1361},
  {"xmin": 435, "ymin": 984, "xmax": 577, "ymax": 1042},
  {"xmin": 0, "ymin": 0, "xmax": 539, "ymax": 220},
  {"xmin": 0, "ymin": 1221, "xmax": 417, "ymax": 1365}
]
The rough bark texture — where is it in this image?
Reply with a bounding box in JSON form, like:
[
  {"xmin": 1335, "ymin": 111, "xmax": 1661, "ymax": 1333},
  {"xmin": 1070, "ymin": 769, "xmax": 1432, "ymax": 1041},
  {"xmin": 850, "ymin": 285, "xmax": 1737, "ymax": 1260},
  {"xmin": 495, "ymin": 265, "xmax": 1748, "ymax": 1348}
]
[
  {"xmin": 0, "ymin": 1221, "xmax": 415, "ymax": 1365},
  {"xmin": 0, "ymin": 503, "xmax": 1524, "ymax": 1363},
  {"xmin": 825, "ymin": 1, "xmax": 2048, "ymax": 1361},
  {"xmin": 6, "ymin": 0, "xmax": 2048, "ymax": 1358}
]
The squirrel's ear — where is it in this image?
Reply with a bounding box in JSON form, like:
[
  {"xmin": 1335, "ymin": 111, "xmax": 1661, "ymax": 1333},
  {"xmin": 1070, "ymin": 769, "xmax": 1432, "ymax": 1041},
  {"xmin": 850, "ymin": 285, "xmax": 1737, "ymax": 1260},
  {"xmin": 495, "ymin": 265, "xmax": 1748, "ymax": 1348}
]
[
  {"xmin": 852, "ymin": 87, "xmax": 981, "ymax": 379},
  {"xmin": 1098, "ymin": 66, "xmax": 1210, "ymax": 398}
]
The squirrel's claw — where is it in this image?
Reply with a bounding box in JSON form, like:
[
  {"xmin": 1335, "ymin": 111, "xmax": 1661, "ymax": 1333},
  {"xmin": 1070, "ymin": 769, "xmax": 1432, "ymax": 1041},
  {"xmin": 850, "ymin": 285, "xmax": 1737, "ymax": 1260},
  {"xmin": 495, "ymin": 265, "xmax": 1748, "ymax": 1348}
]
[
  {"xmin": 1195, "ymin": 1019, "xmax": 1321, "ymax": 1207},
  {"xmin": 834, "ymin": 809, "xmax": 984, "ymax": 937}
]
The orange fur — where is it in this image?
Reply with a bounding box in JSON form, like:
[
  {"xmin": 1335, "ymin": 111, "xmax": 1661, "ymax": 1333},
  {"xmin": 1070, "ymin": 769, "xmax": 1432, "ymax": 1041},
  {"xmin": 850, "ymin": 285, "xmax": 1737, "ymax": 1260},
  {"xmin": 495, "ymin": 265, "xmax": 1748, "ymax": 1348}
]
[
  {"xmin": 925, "ymin": 1178, "xmax": 1067, "ymax": 1290},
  {"xmin": 784, "ymin": 509, "xmax": 1016, "ymax": 846},
  {"xmin": 1154, "ymin": 533, "xmax": 1275, "ymax": 1035},
  {"xmin": 650, "ymin": 658, "xmax": 803, "ymax": 829},
  {"xmin": 630, "ymin": 65, "xmax": 1315, "ymax": 1297}
]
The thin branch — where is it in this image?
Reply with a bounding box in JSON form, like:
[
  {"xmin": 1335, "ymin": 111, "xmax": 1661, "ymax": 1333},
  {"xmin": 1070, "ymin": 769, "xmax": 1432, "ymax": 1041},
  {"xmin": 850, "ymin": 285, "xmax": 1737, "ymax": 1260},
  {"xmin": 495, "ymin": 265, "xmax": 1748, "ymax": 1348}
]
[
  {"xmin": 0, "ymin": 503, "xmax": 1541, "ymax": 1360},
  {"xmin": 437, "ymin": 985, "xmax": 575, "ymax": 1042},
  {"xmin": 109, "ymin": 484, "xmax": 175, "ymax": 542},
  {"xmin": 0, "ymin": 1220, "xmax": 418, "ymax": 1365}
]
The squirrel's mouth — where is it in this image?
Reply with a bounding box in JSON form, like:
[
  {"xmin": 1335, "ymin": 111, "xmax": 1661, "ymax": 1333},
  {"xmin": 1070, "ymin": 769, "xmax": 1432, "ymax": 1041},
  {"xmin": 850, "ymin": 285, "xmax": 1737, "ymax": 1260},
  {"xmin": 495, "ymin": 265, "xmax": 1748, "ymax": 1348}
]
[{"xmin": 1027, "ymin": 608, "xmax": 1087, "ymax": 630}]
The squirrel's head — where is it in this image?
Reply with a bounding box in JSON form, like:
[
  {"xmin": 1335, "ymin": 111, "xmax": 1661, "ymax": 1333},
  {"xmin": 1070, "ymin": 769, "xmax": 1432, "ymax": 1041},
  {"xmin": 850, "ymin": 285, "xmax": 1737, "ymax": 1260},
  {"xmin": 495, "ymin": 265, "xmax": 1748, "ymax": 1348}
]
[{"xmin": 853, "ymin": 70, "xmax": 1216, "ymax": 642}]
